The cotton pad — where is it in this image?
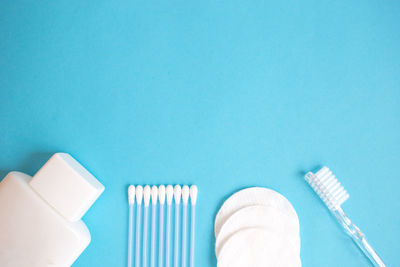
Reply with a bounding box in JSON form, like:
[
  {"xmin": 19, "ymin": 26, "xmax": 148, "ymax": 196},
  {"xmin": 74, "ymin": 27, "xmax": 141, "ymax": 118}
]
[
  {"xmin": 217, "ymin": 228, "xmax": 301, "ymax": 267},
  {"xmin": 214, "ymin": 187, "xmax": 298, "ymax": 237},
  {"xmin": 215, "ymin": 205, "xmax": 300, "ymax": 258}
]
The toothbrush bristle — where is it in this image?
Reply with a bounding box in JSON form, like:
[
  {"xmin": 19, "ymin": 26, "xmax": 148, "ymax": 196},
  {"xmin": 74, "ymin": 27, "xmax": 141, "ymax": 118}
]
[{"xmin": 305, "ymin": 166, "xmax": 349, "ymax": 210}]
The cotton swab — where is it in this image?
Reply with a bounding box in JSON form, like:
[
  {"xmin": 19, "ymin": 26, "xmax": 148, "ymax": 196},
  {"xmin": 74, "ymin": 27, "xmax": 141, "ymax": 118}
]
[
  {"xmin": 165, "ymin": 185, "xmax": 174, "ymax": 267},
  {"xmin": 173, "ymin": 185, "xmax": 182, "ymax": 267},
  {"xmin": 150, "ymin": 186, "xmax": 158, "ymax": 267},
  {"xmin": 158, "ymin": 185, "xmax": 166, "ymax": 267},
  {"xmin": 143, "ymin": 186, "xmax": 151, "ymax": 267},
  {"xmin": 181, "ymin": 186, "xmax": 190, "ymax": 267},
  {"xmin": 189, "ymin": 185, "xmax": 198, "ymax": 267},
  {"xmin": 135, "ymin": 186, "xmax": 143, "ymax": 267},
  {"xmin": 128, "ymin": 185, "xmax": 135, "ymax": 267}
]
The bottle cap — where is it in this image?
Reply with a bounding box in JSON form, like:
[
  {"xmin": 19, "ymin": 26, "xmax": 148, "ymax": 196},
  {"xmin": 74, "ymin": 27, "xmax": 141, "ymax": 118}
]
[{"xmin": 29, "ymin": 153, "xmax": 105, "ymax": 222}]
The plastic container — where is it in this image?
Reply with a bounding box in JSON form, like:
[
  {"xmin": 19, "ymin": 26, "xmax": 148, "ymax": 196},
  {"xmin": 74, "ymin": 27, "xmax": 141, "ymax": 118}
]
[{"xmin": 0, "ymin": 153, "xmax": 104, "ymax": 267}]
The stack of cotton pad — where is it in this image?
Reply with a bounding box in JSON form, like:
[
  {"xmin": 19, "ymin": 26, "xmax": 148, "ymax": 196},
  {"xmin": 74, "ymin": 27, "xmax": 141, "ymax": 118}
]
[{"xmin": 214, "ymin": 187, "xmax": 301, "ymax": 267}]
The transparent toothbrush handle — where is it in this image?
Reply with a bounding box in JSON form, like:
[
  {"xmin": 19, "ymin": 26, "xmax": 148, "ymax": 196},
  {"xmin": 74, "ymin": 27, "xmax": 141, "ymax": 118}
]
[
  {"xmin": 356, "ymin": 236, "xmax": 386, "ymax": 267},
  {"xmin": 333, "ymin": 209, "xmax": 386, "ymax": 267}
]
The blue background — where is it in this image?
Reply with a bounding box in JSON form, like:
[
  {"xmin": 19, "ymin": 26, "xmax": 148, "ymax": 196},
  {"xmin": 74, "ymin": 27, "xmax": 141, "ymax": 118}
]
[{"xmin": 1, "ymin": 0, "xmax": 399, "ymax": 266}]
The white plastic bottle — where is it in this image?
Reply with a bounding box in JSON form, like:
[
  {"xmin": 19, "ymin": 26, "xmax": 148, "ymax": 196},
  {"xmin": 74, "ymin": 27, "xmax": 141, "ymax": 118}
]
[{"xmin": 0, "ymin": 153, "xmax": 105, "ymax": 267}]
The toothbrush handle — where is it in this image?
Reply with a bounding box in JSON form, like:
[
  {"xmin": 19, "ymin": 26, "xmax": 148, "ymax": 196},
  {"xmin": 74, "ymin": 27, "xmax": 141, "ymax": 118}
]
[
  {"xmin": 355, "ymin": 236, "xmax": 386, "ymax": 267},
  {"xmin": 333, "ymin": 209, "xmax": 386, "ymax": 267}
]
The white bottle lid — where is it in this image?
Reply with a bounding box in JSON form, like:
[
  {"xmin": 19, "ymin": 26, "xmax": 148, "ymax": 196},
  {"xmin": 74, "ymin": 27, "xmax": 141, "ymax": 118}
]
[{"xmin": 29, "ymin": 153, "xmax": 105, "ymax": 222}]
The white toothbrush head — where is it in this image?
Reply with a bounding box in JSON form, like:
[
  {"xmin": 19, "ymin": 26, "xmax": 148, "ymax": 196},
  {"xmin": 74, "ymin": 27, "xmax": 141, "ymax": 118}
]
[
  {"xmin": 144, "ymin": 185, "xmax": 151, "ymax": 207},
  {"xmin": 151, "ymin": 185, "xmax": 158, "ymax": 205},
  {"xmin": 166, "ymin": 185, "xmax": 174, "ymax": 205},
  {"xmin": 174, "ymin": 185, "xmax": 182, "ymax": 205},
  {"xmin": 190, "ymin": 185, "xmax": 198, "ymax": 206},
  {"xmin": 136, "ymin": 185, "xmax": 143, "ymax": 205},
  {"xmin": 182, "ymin": 185, "xmax": 190, "ymax": 205},
  {"xmin": 305, "ymin": 166, "xmax": 349, "ymax": 210},
  {"xmin": 159, "ymin": 185, "xmax": 166, "ymax": 205},
  {"xmin": 128, "ymin": 185, "xmax": 135, "ymax": 205}
]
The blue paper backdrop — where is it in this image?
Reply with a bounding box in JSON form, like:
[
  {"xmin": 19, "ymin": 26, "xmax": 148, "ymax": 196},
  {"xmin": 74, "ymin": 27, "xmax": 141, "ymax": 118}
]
[{"xmin": 1, "ymin": 0, "xmax": 399, "ymax": 266}]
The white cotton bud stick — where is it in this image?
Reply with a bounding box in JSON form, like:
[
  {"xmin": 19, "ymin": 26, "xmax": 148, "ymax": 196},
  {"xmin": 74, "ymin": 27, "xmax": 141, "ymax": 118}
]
[
  {"xmin": 150, "ymin": 186, "xmax": 158, "ymax": 267},
  {"xmin": 128, "ymin": 185, "xmax": 135, "ymax": 267},
  {"xmin": 143, "ymin": 185, "xmax": 151, "ymax": 267},
  {"xmin": 181, "ymin": 185, "xmax": 190, "ymax": 267},
  {"xmin": 165, "ymin": 185, "xmax": 174, "ymax": 267},
  {"xmin": 135, "ymin": 186, "xmax": 143, "ymax": 267},
  {"xmin": 158, "ymin": 185, "xmax": 166, "ymax": 267},
  {"xmin": 174, "ymin": 185, "xmax": 182, "ymax": 267},
  {"xmin": 189, "ymin": 185, "xmax": 198, "ymax": 267}
]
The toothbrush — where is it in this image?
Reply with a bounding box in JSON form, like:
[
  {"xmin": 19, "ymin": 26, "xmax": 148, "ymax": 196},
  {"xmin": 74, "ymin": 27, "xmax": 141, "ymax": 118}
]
[
  {"xmin": 158, "ymin": 185, "xmax": 166, "ymax": 267},
  {"xmin": 150, "ymin": 186, "xmax": 158, "ymax": 267},
  {"xmin": 189, "ymin": 185, "xmax": 197, "ymax": 267},
  {"xmin": 128, "ymin": 186, "xmax": 135, "ymax": 267},
  {"xmin": 305, "ymin": 166, "xmax": 386, "ymax": 267},
  {"xmin": 165, "ymin": 185, "xmax": 174, "ymax": 267},
  {"xmin": 173, "ymin": 185, "xmax": 182, "ymax": 267},
  {"xmin": 143, "ymin": 186, "xmax": 151, "ymax": 267},
  {"xmin": 135, "ymin": 186, "xmax": 143, "ymax": 267},
  {"xmin": 181, "ymin": 186, "xmax": 190, "ymax": 267}
]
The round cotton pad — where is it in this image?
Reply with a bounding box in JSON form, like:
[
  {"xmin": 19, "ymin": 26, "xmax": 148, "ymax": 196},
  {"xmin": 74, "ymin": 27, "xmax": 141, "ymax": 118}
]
[
  {"xmin": 214, "ymin": 187, "xmax": 298, "ymax": 237},
  {"xmin": 215, "ymin": 205, "xmax": 300, "ymax": 258},
  {"xmin": 217, "ymin": 228, "xmax": 301, "ymax": 267}
]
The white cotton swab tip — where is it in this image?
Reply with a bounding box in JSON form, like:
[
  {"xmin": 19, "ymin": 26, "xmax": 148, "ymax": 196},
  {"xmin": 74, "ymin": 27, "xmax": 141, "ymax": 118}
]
[
  {"xmin": 136, "ymin": 185, "xmax": 143, "ymax": 205},
  {"xmin": 190, "ymin": 185, "xmax": 198, "ymax": 205},
  {"xmin": 182, "ymin": 185, "xmax": 190, "ymax": 205},
  {"xmin": 159, "ymin": 185, "xmax": 166, "ymax": 205},
  {"xmin": 152, "ymin": 185, "xmax": 158, "ymax": 205},
  {"xmin": 174, "ymin": 185, "xmax": 182, "ymax": 205},
  {"xmin": 166, "ymin": 185, "xmax": 174, "ymax": 205},
  {"xmin": 128, "ymin": 185, "xmax": 135, "ymax": 205},
  {"xmin": 144, "ymin": 185, "xmax": 151, "ymax": 207}
]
